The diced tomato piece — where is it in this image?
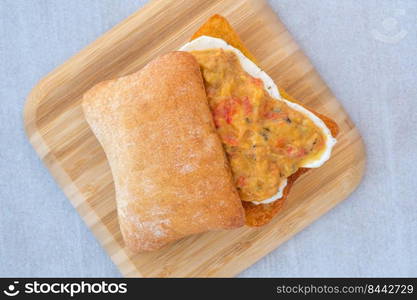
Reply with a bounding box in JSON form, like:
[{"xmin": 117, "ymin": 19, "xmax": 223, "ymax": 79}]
[
  {"xmin": 231, "ymin": 96, "xmax": 242, "ymax": 105},
  {"xmin": 264, "ymin": 111, "xmax": 275, "ymax": 119},
  {"xmin": 225, "ymin": 103, "xmax": 234, "ymax": 124},
  {"xmin": 286, "ymin": 145, "xmax": 296, "ymax": 156},
  {"xmin": 296, "ymin": 148, "xmax": 307, "ymax": 158},
  {"xmin": 223, "ymin": 134, "xmax": 238, "ymax": 146},
  {"xmin": 236, "ymin": 176, "xmax": 246, "ymax": 187},
  {"xmin": 275, "ymin": 138, "xmax": 286, "ymax": 149},
  {"xmin": 264, "ymin": 111, "xmax": 287, "ymax": 120},
  {"xmin": 250, "ymin": 76, "xmax": 263, "ymax": 88},
  {"xmin": 285, "ymin": 145, "xmax": 307, "ymax": 158},
  {"xmin": 213, "ymin": 97, "xmax": 242, "ymax": 125},
  {"xmin": 213, "ymin": 106, "xmax": 224, "ymax": 128}
]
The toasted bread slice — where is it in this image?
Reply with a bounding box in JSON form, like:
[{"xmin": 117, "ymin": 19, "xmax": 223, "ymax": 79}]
[{"xmin": 191, "ymin": 15, "xmax": 339, "ymax": 227}]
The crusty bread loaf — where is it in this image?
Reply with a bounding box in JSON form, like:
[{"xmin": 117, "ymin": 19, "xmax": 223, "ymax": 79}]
[{"xmin": 82, "ymin": 51, "xmax": 245, "ymax": 252}]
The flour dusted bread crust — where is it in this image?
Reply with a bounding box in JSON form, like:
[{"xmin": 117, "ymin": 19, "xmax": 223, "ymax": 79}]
[{"xmin": 82, "ymin": 52, "xmax": 245, "ymax": 252}]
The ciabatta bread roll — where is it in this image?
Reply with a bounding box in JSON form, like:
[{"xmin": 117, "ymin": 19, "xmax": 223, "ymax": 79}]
[{"xmin": 82, "ymin": 52, "xmax": 245, "ymax": 253}]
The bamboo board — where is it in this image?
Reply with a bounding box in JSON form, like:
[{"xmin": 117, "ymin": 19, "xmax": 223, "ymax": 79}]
[{"xmin": 24, "ymin": 0, "xmax": 366, "ymax": 277}]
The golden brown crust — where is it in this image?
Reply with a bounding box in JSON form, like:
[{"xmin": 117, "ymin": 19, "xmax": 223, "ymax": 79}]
[
  {"xmin": 191, "ymin": 15, "xmax": 339, "ymax": 227},
  {"xmin": 191, "ymin": 14, "xmax": 257, "ymax": 63},
  {"xmin": 82, "ymin": 52, "xmax": 244, "ymax": 252}
]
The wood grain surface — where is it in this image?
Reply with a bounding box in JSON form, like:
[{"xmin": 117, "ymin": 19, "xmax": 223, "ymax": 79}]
[{"xmin": 24, "ymin": 0, "xmax": 366, "ymax": 277}]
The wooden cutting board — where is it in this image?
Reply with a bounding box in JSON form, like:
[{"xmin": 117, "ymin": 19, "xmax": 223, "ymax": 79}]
[{"xmin": 24, "ymin": 0, "xmax": 366, "ymax": 277}]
